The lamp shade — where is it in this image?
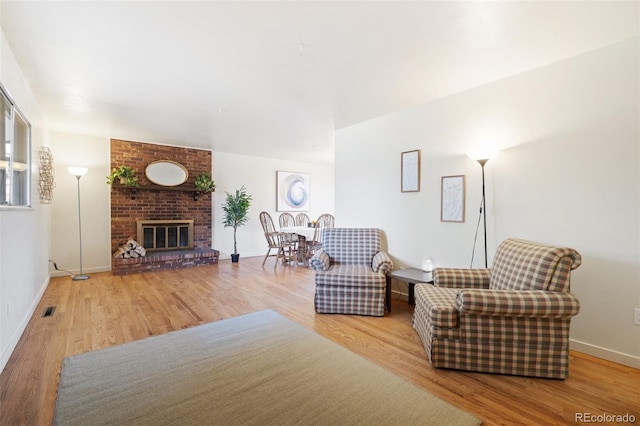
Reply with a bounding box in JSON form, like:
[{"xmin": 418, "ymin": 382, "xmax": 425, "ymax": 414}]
[
  {"xmin": 68, "ymin": 167, "xmax": 88, "ymax": 177},
  {"xmin": 467, "ymin": 149, "xmax": 497, "ymax": 162}
]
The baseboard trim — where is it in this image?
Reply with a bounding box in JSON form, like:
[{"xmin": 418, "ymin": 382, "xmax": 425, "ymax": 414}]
[
  {"xmin": 391, "ymin": 289, "xmax": 409, "ymax": 300},
  {"xmin": 570, "ymin": 339, "xmax": 640, "ymax": 369},
  {"xmin": 50, "ymin": 265, "xmax": 112, "ymax": 278}
]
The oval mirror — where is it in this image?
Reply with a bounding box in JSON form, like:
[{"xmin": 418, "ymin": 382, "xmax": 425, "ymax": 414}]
[{"xmin": 145, "ymin": 160, "xmax": 189, "ymax": 186}]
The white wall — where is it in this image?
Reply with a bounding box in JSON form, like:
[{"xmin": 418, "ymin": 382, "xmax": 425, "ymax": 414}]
[
  {"xmin": 213, "ymin": 151, "xmax": 335, "ymax": 259},
  {"xmin": 49, "ymin": 132, "xmax": 112, "ymax": 275},
  {"xmin": 0, "ymin": 29, "xmax": 50, "ymax": 372},
  {"xmin": 335, "ymin": 39, "xmax": 640, "ymax": 368}
]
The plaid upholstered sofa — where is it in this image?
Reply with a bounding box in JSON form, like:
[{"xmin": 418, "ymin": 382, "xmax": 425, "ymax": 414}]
[
  {"xmin": 309, "ymin": 228, "xmax": 393, "ymax": 316},
  {"xmin": 412, "ymin": 238, "xmax": 581, "ymax": 378}
]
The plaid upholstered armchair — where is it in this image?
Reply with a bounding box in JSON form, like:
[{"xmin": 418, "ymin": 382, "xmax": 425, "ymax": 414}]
[
  {"xmin": 412, "ymin": 238, "xmax": 581, "ymax": 379},
  {"xmin": 309, "ymin": 228, "xmax": 393, "ymax": 317}
]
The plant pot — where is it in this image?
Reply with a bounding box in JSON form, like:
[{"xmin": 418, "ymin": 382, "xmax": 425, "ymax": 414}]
[{"xmin": 231, "ymin": 253, "xmax": 240, "ymax": 263}]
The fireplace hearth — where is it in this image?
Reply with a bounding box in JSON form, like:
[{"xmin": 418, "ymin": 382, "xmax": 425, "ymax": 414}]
[{"xmin": 111, "ymin": 248, "xmax": 219, "ymax": 275}]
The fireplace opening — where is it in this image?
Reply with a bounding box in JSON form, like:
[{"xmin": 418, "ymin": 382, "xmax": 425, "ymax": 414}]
[{"xmin": 137, "ymin": 220, "xmax": 194, "ymax": 251}]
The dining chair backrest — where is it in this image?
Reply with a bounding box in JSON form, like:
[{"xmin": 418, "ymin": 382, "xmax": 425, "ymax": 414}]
[
  {"xmin": 317, "ymin": 213, "xmax": 335, "ymax": 229},
  {"xmin": 279, "ymin": 213, "xmax": 295, "ymax": 228},
  {"xmin": 259, "ymin": 212, "xmax": 278, "ymax": 243},
  {"xmin": 295, "ymin": 213, "xmax": 310, "ymax": 226},
  {"xmin": 309, "ymin": 213, "xmax": 334, "ymax": 244}
]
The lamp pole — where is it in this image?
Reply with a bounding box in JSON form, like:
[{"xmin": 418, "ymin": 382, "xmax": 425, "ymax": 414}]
[
  {"xmin": 68, "ymin": 167, "xmax": 89, "ymax": 281},
  {"xmin": 477, "ymin": 159, "xmax": 488, "ymax": 268},
  {"xmin": 468, "ymin": 149, "xmax": 495, "ymax": 269}
]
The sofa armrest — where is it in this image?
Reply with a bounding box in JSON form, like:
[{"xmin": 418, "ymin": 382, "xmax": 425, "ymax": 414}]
[
  {"xmin": 309, "ymin": 249, "xmax": 330, "ymax": 271},
  {"xmin": 455, "ymin": 289, "xmax": 580, "ymax": 318},
  {"xmin": 433, "ymin": 268, "xmax": 490, "ymax": 289},
  {"xmin": 372, "ymin": 251, "xmax": 393, "ymax": 274}
]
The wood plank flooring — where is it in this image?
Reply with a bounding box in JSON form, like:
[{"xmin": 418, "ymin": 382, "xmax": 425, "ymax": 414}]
[{"xmin": 1, "ymin": 257, "xmax": 638, "ymax": 425}]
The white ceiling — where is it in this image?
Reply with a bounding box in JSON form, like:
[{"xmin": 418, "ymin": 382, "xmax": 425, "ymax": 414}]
[{"xmin": 1, "ymin": 1, "xmax": 637, "ymax": 165}]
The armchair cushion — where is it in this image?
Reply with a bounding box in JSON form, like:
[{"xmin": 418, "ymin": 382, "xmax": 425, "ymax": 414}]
[{"xmin": 315, "ymin": 264, "xmax": 385, "ymax": 287}]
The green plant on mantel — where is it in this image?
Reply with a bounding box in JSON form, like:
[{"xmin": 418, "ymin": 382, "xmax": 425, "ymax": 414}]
[
  {"xmin": 106, "ymin": 165, "xmax": 139, "ymax": 187},
  {"xmin": 194, "ymin": 173, "xmax": 216, "ymax": 193}
]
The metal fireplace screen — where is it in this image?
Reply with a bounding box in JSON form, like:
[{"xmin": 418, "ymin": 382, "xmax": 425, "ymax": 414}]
[{"xmin": 136, "ymin": 220, "xmax": 194, "ymax": 251}]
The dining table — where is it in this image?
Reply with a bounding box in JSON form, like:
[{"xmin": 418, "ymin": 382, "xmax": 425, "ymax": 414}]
[
  {"xmin": 280, "ymin": 226, "xmax": 321, "ymax": 265},
  {"xmin": 280, "ymin": 226, "xmax": 318, "ymax": 241}
]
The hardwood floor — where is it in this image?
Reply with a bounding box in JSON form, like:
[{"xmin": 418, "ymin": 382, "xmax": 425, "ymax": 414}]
[{"xmin": 1, "ymin": 257, "xmax": 638, "ymax": 425}]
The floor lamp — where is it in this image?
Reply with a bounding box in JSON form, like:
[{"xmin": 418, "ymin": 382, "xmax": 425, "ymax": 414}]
[
  {"xmin": 467, "ymin": 151, "xmax": 495, "ymax": 268},
  {"xmin": 68, "ymin": 167, "xmax": 90, "ymax": 281}
]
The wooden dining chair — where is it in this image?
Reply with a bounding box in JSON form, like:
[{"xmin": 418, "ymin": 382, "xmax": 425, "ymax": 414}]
[
  {"xmin": 278, "ymin": 212, "xmax": 299, "ymax": 255},
  {"xmin": 259, "ymin": 212, "xmax": 296, "ymax": 269},
  {"xmin": 279, "ymin": 212, "xmax": 296, "ymax": 228},
  {"xmin": 316, "ymin": 213, "xmax": 335, "ymax": 229},
  {"xmin": 295, "ymin": 213, "xmax": 310, "ymax": 226},
  {"xmin": 306, "ymin": 214, "xmax": 335, "ymax": 258}
]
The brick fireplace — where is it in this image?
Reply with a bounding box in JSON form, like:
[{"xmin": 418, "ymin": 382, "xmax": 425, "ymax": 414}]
[{"xmin": 110, "ymin": 139, "xmax": 219, "ymax": 275}]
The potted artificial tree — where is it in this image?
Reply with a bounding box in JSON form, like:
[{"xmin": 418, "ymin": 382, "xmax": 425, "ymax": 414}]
[{"xmin": 222, "ymin": 185, "xmax": 252, "ymax": 263}]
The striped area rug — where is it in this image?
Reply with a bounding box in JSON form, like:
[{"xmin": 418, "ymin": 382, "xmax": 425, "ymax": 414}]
[{"xmin": 55, "ymin": 310, "xmax": 481, "ymax": 425}]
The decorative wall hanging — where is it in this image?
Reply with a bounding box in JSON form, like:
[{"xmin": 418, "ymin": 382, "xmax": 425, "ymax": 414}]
[
  {"xmin": 401, "ymin": 150, "xmax": 420, "ymax": 192},
  {"xmin": 441, "ymin": 175, "xmax": 465, "ymax": 222},
  {"xmin": 38, "ymin": 146, "xmax": 55, "ymax": 204},
  {"xmin": 276, "ymin": 171, "xmax": 309, "ymax": 211}
]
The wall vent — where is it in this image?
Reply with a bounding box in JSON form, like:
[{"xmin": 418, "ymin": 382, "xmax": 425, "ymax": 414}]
[{"xmin": 42, "ymin": 306, "xmax": 56, "ymax": 318}]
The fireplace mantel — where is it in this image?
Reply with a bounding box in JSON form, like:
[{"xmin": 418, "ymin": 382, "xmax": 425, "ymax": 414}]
[{"xmin": 111, "ymin": 183, "xmax": 214, "ymax": 201}]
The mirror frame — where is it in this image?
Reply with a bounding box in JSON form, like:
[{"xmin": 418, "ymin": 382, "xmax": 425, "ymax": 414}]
[{"xmin": 145, "ymin": 160, "xmax": 189, "ymax": 187}]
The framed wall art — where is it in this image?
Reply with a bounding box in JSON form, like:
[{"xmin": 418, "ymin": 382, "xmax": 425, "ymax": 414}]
[
  {"xmin": 38, "ymin": 146, "xmax": 55, "ymax": 204},
  {"xmin": 401, "ymin": 150, "xmax": 420, "ymax": 192},
  {"xmin": 276, "ymin": 171, "xmax": 310, "ymax": 211},
  {"xmin": 441, "ymin": 175, "xmax": 465, "ymax": 222}
]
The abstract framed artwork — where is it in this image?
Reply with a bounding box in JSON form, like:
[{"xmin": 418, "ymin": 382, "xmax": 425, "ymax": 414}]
[
  {"xmin": 401, "ymin": 150, "xmax": 420, "ymax": 192},
  {"xmin": 276, "ymin": 171, "xmax": 310, "ymax": 211},
  {"xmin": 441, "ymin": 175, "xmax": 465, "ymax": 222}
]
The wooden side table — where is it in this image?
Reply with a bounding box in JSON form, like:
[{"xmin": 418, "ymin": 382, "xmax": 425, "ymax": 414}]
[{"xmin": 386, "ymin": 268, "xmax": 434, "ymax": 309}]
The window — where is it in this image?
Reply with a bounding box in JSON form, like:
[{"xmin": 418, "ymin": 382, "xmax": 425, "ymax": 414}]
[{"xmin": 0, "ymin": 83, "xmax": 31, "ymax": 208}]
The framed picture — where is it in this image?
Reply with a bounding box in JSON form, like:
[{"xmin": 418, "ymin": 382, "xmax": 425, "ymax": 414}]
[
  {"xmin": 441, "ymin": 175, "xmax": 465, "ymax": 222},
  {"xmin": 277, "ymin": 171, "xmax": 310, "ymax": 211},
  {"xmin": 401, "ymin": 150, "xmax": 420, "ymax": 192}
]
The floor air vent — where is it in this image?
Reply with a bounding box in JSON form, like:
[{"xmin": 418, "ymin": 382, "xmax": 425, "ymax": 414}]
[{"xmin": 42, "ymin": 306, "xmax": 56, "ymax": 318}]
